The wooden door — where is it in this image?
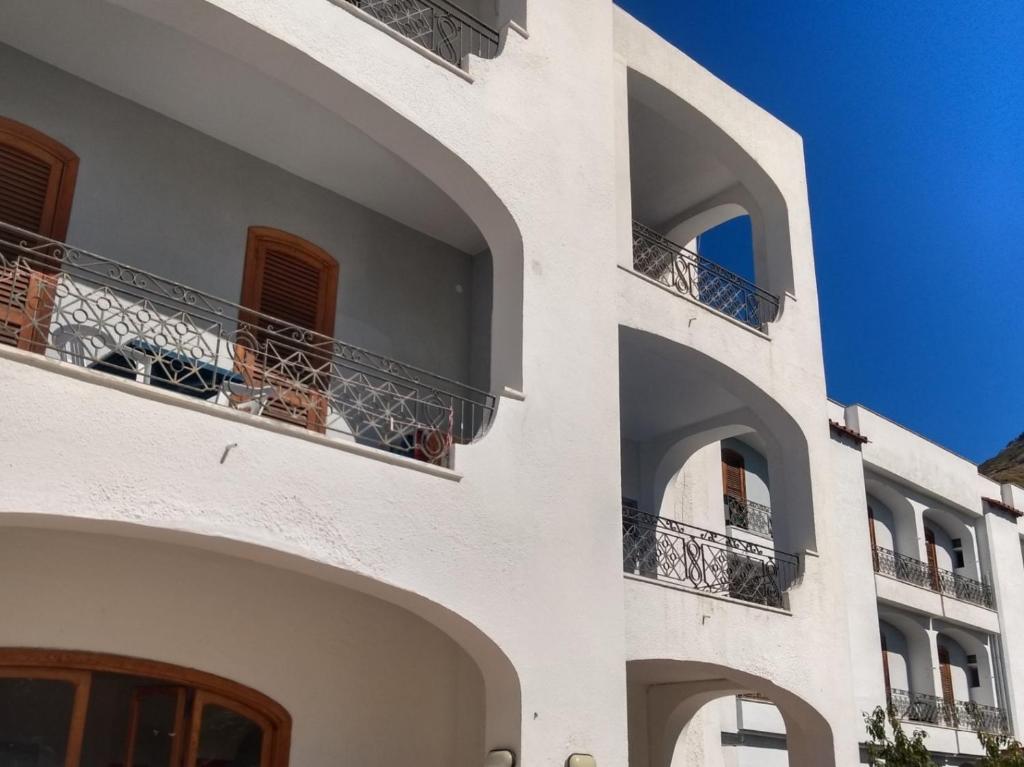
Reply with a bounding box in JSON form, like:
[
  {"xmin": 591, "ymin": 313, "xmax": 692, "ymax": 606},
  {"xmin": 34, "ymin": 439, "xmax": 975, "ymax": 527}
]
[
  {"xmin": 925, "ymin": 528, "xmax": 941, "ymax": 591},
  {"xmin": 938, "ymin": 645, "xmax": 958, "ymax": 726},
  {"xmin": 0, "ymin": 117, "xmax": 78, "ymax": 353},
  {"xmin": 868, "ymin": 506, "xmax": 879, "ymax": 571},
  {"xmin": 237, "ymin": 227, "xmax": 338, "ymax": 433}
]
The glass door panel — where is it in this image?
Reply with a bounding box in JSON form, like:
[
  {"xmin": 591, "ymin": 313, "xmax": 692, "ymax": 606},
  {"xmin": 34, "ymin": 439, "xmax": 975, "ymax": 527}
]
[
  {"xmin": 186, "ymin": 692, "xmax": 268, "ymax": 767},
  {"xmin": 123, "ymin": 687, "xmax": 187, "ymax": 767},
  {"xmin": 0, "ymin": 670, "xmax": 90, "ymax": 767}
]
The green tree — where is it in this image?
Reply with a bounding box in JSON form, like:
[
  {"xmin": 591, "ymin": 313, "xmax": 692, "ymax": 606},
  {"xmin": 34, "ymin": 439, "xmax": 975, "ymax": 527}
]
[
  {"xmin": 864, "ymin": 706, "xmax": 934, "ymax": 766},
  {"xmin": 979, "ymin": 731, "xmax": 1024, "ymax": 766}
]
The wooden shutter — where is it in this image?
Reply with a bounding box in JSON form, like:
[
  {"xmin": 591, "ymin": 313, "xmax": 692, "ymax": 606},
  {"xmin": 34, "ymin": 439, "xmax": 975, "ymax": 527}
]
[
  {"xmin": 938, "ymin": 645, "xmax": 955, "ymax": 706},
  {"xmin": 0, "ymin": 117, "xmax": 78, "ymax": 352},
  {"xmin": 868, "ymin": 506, "xmax": 880, "ymax": 571},
  {"xmin": 721, "ymin": 448, "xmax": 747, "ymax": 501},
  {"xmin": 237, "ymin": 227, "xmax": 338, "ymax": 432},
  {"xmin": 880, "ymin": 633, "xmax": 892, "ymax": 699},
  {"xmin": 925, "ymin": 528, "xmax": 941, "ymax": 591}
]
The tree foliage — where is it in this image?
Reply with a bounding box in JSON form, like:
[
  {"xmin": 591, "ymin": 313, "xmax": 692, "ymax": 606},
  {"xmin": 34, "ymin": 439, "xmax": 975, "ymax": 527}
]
[
  {"xmin": 864, "ymin": 706, "xmax": 934, "ymax": 766},
  {"xmin": 979, "ymin": 731, "xmax": 1024, "ymax": 766}
]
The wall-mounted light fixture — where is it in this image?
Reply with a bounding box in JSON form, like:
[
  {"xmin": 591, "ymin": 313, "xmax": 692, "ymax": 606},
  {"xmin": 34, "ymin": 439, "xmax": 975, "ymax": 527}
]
[
  {"xmin": 567, "ymin": 754, "xmax": 596, "ymax": 767},
  {"xmin": 485, "ymin": 749, "xmax": 516, "ymax": 767}
]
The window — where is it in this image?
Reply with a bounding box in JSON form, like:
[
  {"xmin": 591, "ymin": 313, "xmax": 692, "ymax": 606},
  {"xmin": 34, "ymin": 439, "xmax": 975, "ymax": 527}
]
[
  {"xmin": 0, "ymin": 116, "xmax": 78, "ymax": 352},
  {"xmin": 238, "ymin": 226, "xmax": 339, "ymax": 432},
  {"xmin": 0, "ymin": 650, "xmax": 290, "ymax": 767},
  {"xmin": 952, "ymin": 538, "xmax": 965, "ymax": 569},
  {"xmin": 721, "ymin": 448, "xmax": 746, "ymax": 501}
]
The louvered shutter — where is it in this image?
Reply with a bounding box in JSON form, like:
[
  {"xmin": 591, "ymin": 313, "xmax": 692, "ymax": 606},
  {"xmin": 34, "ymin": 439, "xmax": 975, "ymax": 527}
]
[
  {"xmin": 880, "ymin": 633, "xmax": 892, "ymax": 699},
  {"xmin": 925, "ymin": 528, "xmax": 941, "ymax": 591},
  {"xmin": 237, "ymin": 228, "xmax": 338, "ymax": 432},
  {"xmin": 721, "ymin": 449, "xmax": 747, "ymax": 501},
  {"xmin": 938, "ymin": 645, "xmax": 955, "ymax": 706},
  {"xmin": 867, "ymin": 507, "xmax": 880, "ymax": 571},
  {"xmin": 0, "ymin": 117, "xmax": 78, "ymax": 352}
]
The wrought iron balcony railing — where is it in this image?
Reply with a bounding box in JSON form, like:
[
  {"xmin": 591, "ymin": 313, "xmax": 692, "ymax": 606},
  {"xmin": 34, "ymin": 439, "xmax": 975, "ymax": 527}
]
[
  {"xmin": 872, "ymin": 546, "xmax": 994, "ymax": 609},
  {"xmin": 622, "ymin": 507, "xmax": 799, "ymax": 608},
  {"xmin": 888, "ymin": 688, "xmax": 1008, "ymax": 734},
  {"xmin": 343, "ymin": 0, "xmax": 500, "ymax": 67},
  {"xmin": 631, "ymin": 221, "xmax": 780, "ymax": 330},
  {"xmin": 0, "ymin": 221, "xmax": 495, "ymax": 466},
  {"xmin": 723, "ymin": 494, "xmax": 773, "ymax": 537}
]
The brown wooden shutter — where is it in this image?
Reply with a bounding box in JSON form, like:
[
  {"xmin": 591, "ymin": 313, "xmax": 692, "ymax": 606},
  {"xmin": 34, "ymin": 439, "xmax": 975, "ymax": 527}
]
[
  {"xmin": 880, "ymin": 632, "xmax": 892, "ymax": 699},
  {"xmin": 237, "ymin": 227, "xmax": 338, "ymax": 432},
  {"xmin": 938, "ymin": 645, "xmax": 955, "ymax": 706},
  {"xmin": 868, "ymin": 506, "xmax": 880, "ymax": 571},
  {"xmin": 925, "ymin": 527, "xmax": 941, "ymax": 591},
  {"xmin": 0, "ymin": 117, "xmax": 77, "ymax": 353},
  {"xmin": 721, "ymin": 448, "xmax": 747, "ymax": 501}
]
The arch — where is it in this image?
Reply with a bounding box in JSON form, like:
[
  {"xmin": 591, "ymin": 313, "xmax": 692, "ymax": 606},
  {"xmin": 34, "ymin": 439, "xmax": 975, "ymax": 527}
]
[
  {"xmin": 0, "ymin": 514, "xmax": 523, "ymax": 759},
  {"xmin": 923, "ymin": 508, "xmax": 980, "ymax": 579},
  {"xmin": 877, "ymin": 610, "xmax": 934, "ymax": 696},
  {"xmin": 626, "ymin": 659, "xmax": 836, "ymax": 767},
  {"xmin": 936, "ymin": 626, "xmax": 996, "ymax": 707},
  {"xmin": 863, "ymin": 479, "xmax": 918, "ymax": 558},
  {"xmin": 620, "ymin": 326, "xmax": 816, "ymax": 553},
  {"xmin": 625, "ymin": 68, "xmax": 794, "ymax": 299},
  {"xmin": 0, "ymin": 648, "xmax": 291, "ymax": 767},
  {"xmin": 878, "ymin": 620, "xmax": 912, "ymax": 693}
]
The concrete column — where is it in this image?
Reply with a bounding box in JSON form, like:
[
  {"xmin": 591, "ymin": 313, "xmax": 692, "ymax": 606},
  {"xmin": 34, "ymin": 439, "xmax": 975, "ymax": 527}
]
[{"xmin": 613, "ymin": 54, "xmax": 635, "ymax": 271}]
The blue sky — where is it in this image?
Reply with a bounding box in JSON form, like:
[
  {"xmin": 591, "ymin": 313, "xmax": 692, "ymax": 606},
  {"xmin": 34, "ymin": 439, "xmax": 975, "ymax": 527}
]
[{"xmin": 616, "ymin": 0, "xmax": 1024, "ymax": 463}]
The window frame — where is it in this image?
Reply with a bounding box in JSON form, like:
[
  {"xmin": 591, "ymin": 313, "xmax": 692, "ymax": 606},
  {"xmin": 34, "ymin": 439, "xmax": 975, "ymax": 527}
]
[{"xmin": 0, "ymin": 649, "xmax": 291, "ymax": 767}]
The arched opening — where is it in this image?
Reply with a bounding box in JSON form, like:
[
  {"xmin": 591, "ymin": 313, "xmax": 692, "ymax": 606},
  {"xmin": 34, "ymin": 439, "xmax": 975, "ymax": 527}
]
[
  {"xmin": 626, "ymin": 660, "xmax": 836, "ymax": 767},
  {"xmin": 0, "ymin": 523, "xmax": 522, "ymax": 767},
  {"xmin": 619, "ymin": 327, "xmax": 813, "ymax": 606},
  {"xmin": 0, "ymin": 1, "xmax": 525, "ymax": 459},
  {"xmin": 625, "ymin": 68, "xmax": 792, "ymax": 329}
]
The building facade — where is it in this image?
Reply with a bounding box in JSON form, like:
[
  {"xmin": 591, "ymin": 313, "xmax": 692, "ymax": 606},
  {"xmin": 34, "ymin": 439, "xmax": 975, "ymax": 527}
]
[{"xmin": 0, "ymin": 1, "xmax": 1019, "ymax": 765}]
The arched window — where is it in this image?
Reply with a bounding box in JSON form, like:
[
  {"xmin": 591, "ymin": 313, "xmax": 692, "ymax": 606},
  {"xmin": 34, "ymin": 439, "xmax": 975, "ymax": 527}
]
[
  {"xmin": 0, "ymin": 116, "xmax": 78, "ymax": 352},
  {"xmin": 721, "ymin": 447, "xmax": 746, "ymax": 502},
  {"xmin": 0, "ymin": 649, "xmax": 290, "ymax": 767},
  {"xmin": 238, "ymin": 226, "xmax": 339, "ymax": 432}
]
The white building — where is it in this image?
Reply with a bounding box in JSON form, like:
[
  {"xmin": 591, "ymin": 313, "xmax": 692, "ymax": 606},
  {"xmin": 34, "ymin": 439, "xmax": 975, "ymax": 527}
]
[{"xmin": 0, "ymin": 1, "xmax": 1019, "ymax": 765}]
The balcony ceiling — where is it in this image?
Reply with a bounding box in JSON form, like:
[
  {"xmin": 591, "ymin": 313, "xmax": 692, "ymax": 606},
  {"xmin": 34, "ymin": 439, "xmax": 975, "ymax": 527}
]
[
  {"xmin": 619, "ymin": 330, "xmax": 742, "ymax": 443},
  {"xmin": 628, "ymin": 88, "xmax": 739, "ymax": 233},
  {"xmin": 0, "ymin": 0, "xmax": 486, "ymax": 255}
]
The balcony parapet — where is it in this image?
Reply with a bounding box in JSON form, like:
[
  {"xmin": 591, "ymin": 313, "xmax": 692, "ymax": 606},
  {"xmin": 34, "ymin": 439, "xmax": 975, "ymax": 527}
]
[
  {"xmin": 622, "ymin": 507, "xmax": 798, "ymax": 608},
  {"xmin": 889, "ymin": 688, "xmax": 1008, "ymax": 734},
  {"xmin": 724, "ymin": 493, "xmax": 772, "ymax": 537},
  {"xmin": 872, "ymin": 546, "xmax": 994, "ymax": 610},
  {"xmin": 341, "ymin": 0, "xmax": 501, "ymax": 67},
  {"xmin": 631, "ymin": 221, "xmax": 780, "ymax": 331},
  {"xmin": 0, "ymin": 221, "xmax": 495, "ymax": 467}
]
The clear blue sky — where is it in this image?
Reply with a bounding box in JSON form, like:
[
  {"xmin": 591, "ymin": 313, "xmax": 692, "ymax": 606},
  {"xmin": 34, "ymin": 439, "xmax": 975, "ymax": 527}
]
[{"xmin": 615, "ymin": 0, "xmax": 1024, "ymax": 463}]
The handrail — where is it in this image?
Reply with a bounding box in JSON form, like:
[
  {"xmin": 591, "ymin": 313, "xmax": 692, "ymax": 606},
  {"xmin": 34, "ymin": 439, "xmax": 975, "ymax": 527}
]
[
  {"xmin": 723, "ymin": 494, "xmax": 773, "ymax": 537},
  {"xmin": 888, "ymin": 688, "xmax": 1008, "ymax": 734},
  {"xmin": 872, "ymin": 546, "xmax": 994, "ymax": 609},
  {"xmin": 344, "ymin": 0, "xmax": 501, "ymax": 67},
  {"xmin": 622, "ymin": 507, "xmax": 798, "ymax": 608},
  {"xmin": 0, "ymin": 220, "xmax": 496, "ymax": 465},
  {"xmin": 631, "ymin": 221, "xmax": 780, "ymax": 330}
]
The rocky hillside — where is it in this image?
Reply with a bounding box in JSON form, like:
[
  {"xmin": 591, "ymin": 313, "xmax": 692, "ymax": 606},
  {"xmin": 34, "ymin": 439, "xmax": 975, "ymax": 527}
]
[{"xmin": 981, "ymin": 432, "xmax": 1024, "ymax": 485}]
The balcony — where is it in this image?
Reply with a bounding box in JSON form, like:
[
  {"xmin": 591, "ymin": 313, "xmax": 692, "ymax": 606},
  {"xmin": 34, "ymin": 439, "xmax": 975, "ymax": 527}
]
[
  {"xmin": 341, "ymin": 0, "xmax": 500, "ymax": 67},
  {"xmin": 622, "ymin": 508, "xmax": 799, "ymax": 608},
  {"xmin": 873, "ymin": 546, "xmax": 994, "ymax": 609},
  {"xmin": 889, "ymin": 688, "xmax": 1008, "ymax": 734},
  {"xmin": 723, "ymin": 493, "xmax": 773, "ymax": 537},
  {"xmin": 0, "ymin": 221, "xmax": 495, "ymax": 467},
  {"xmin": 631, "ymin": 221, "xmax": 780, "ymax": 331}
]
